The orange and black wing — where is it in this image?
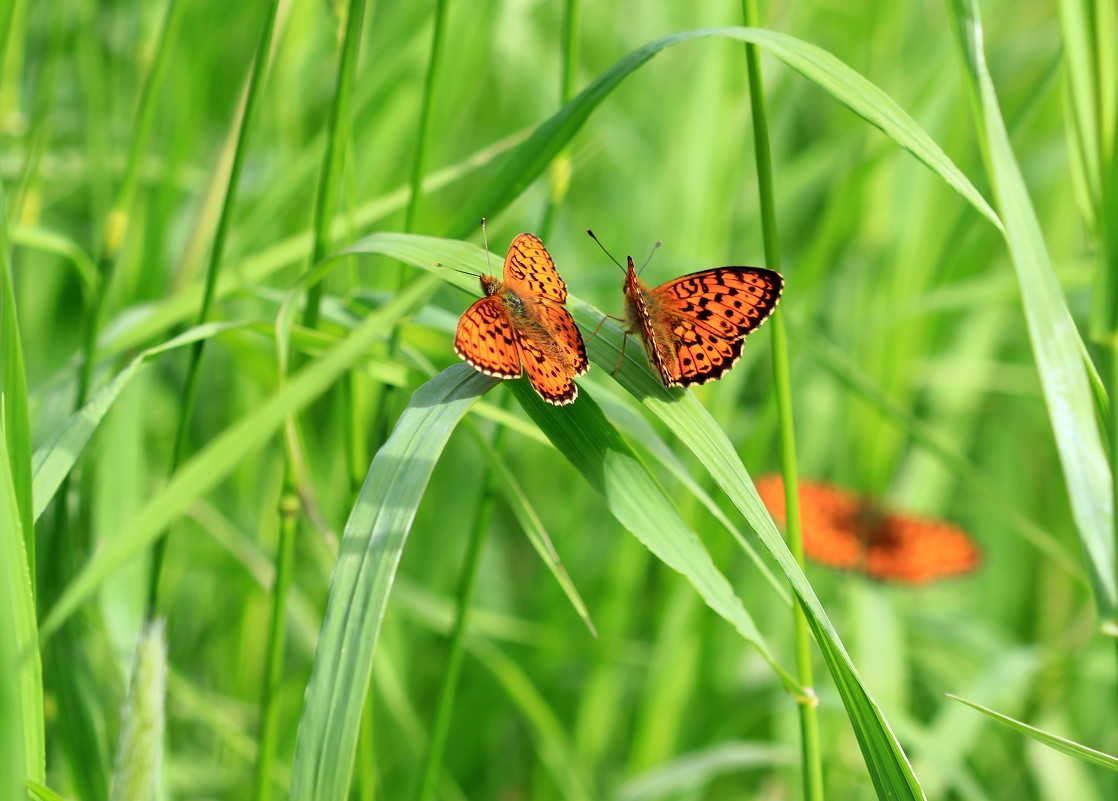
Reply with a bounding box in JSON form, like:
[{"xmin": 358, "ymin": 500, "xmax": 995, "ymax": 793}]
[
  {"xmin": 454, "ymin": 295, "xmax": 522, "ymax": 379},
  {"xmin": 502, "ymin": 232, "xmax": 568, "ymax": 304},
  {"xmin": 651, "ymin": 267, "xmax": 783, "ymax": 387}
]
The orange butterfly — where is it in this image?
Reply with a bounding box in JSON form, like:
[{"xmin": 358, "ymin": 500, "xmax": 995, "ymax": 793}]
[
  {"xmin": 455, "ymin": 232, "xmax": 588, "ymax": 405},
  {"xmin": 587, "ymin": 231, "xmax": 783, "ymax": 387},
  {"xmin": 756, "ymin": 475, "xmax": 981, "ymax": 584}
]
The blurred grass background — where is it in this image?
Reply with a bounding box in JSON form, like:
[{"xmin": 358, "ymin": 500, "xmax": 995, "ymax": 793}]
[{"xmin": 2, "ymin": 0, "xmax": 1116, "ymax": 799}]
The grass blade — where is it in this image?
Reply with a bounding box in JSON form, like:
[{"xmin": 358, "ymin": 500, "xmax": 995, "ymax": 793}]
[
  {"xmin": 946, "ymin": 0, "xmax": 1116, "ymax": 621},
  {"xmin": 288, "ymin": 365, "xmax": 489, "ymax": 800},
  {"xmin": 0, "ymin": 415, "xmax": 45, "ymax": 794},
  {"xmin": 31, "ymin": 322, "xmax": 248, "ymax": 522},
  {"xmin": 579, "ymin": 312, "xmax": 924, "ymax": 798},
  {"xmin": 1, "ymin": 181, "xmax": 34, "ymax": 572},
  {"xmin": 38, "ymin": 278, "xmax": 434, "ymax": 641},
  {"xmin": 947, "ymin": 694, "xmax": 1118, "ymax": 772},
  {"xmin": 447, "ymin": 26, "xmax": 1000, "ymax": 239}
]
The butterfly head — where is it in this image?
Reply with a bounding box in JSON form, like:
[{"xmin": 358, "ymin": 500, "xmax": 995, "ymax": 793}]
[{"xmin": 479, "ymin": 273, "xmax": 502, "ymax": 297}]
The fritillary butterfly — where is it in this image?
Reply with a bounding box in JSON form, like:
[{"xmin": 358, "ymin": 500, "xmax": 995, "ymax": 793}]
[
  {"xmin": 454, "ymin": 232, "xmax": 588, "ymax": 405},
  {"xmin": 584, "ymin": 231, "xmax": 783, "ymax": 387},
  {"xmin": 756, "ymin": 475, "xmax": 981, "ymax": 584}
]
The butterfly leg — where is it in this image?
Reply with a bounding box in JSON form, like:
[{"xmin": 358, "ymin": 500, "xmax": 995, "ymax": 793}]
[
  {"xmin": 609, "ymin": 331, "xmax": 630, "ymax": 376},
  {"xmin": 584, "ymin": 311, "xmax": 625, "ymax": 344}
]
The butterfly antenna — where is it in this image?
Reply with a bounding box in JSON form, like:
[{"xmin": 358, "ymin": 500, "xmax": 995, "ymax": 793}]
[
  {"xmin": 440, "ymin": 262, "xmax": 476, "ymax": 278},
  {"xmin": 480, "ymin": 217, "xmax": 494, "ymax": 276},
  {"xmin": 637, "ymin": 240, "xmax": 662, "ymax": 274},
  {"xmin": 586, "ymin": 228, "xmax": 626, "ymax": 274}
]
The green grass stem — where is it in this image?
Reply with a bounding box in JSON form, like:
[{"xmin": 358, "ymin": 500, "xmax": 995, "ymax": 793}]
[
  {"xmin": 302, "ymin": 0, "xmax": 368, "ymax": 329},
  {"xmin": 741, "ymin": 2, "xmax": 823, "ymax": 798},
  {"xmin": 147, "ymin": 0, "xmax": 279, "ymax": 613}
]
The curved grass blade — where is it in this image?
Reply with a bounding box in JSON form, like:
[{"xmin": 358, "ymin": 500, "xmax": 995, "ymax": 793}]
[
  {"xmin": 465, "ymin": 423, "xmax": 598, "ymax": 636},
  {"xmin": 448, "ymin": 26, "xmax": 1000, "ymax": 239},
  {"xmin": 471, "ymin": 639, "xmax": 595, "ymax": 801},
  {"xmin": 946, "ymin": 0, "xmax": 1116, "ymax": 622},
  {"xmin": 578, "ymin": 310, "xmax": 924, "ymax": 799},
  {"xmin": 38, "ymin": 278, "xmax": 433, "ymax": 641},
  {"xmin": 947, "ymin": 694, "xmax": 1118, "ymax": 772},
  {"xmin": 289, "ymin": 357, "xmax": 795, "ymax": 797},
  {"xmin": 616, "ymin": 741, "xmax": 796, "ymax": 801},
  {"xmin": 509, "ymin": 380, "xmax": 796, "ymax": 692},
  {"xmin": 31, "ymin": 322, "xmax": 248, "ymax": 522}
]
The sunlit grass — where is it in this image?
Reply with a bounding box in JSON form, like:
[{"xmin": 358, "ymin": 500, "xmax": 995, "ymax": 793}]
[{"xmin": 3, "ymin": 1, "xmax": 1117, "ymax": 800}]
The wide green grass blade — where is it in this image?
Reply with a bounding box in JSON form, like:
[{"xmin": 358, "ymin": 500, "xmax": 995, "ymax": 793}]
[
  {"xmin": 578, "ymin": 311, "xmax": 924, "ymax": 798},
  {"xmin": 947, "ymin": 694, "xmax": 1118, "ymax": 772},
  {"xmin": 288, "ymin": 365, "xmax": 489, "ymax": 800},
  {"xmin": 0, "ymin": 416, "xmax": 44, "ymax": 790},
  {"xmin": 946, "ymin": 0, "xmax": 1116, "ymax": 622},
  {"xmin": 38, "ymin": 277, "xmax": 434, "ymax": 641},
  {"xmin": 510, "ymin": 379, "xmax": 791, "ymax": 681},
  {"xmin": 448, "ymin": 26, "xmax": 1000, "ymax": 239},
  {"xmin": 289, "ymin": 360, "xmax": 792, "ymax": 799}
]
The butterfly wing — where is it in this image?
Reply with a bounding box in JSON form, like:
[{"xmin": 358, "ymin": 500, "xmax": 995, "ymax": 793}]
[
  {"xmin": 454, "ymin": 295, "xmax": 523, "ymax": 379},
  {"xmin": 503, "ymin": 232, "xmax": 568, "ymax": 303},
  {"xmin": 626, "ymin": 265, "xmax": 783, "ymax": 388},
  {"xmin": 863, "ymin": 515, "xmax": 981, "ymax": 584},
  {"xmin": 653, "ymin": 267, "xmax": 783, "ymax": 387},
  {"xmin": 516, "ymin": 300, "xmax": 588, "ymax": 405}
]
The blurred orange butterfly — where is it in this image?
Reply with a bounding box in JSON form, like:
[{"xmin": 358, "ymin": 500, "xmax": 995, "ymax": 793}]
[
  {"xmin": 455, "ymin": 232, "xmax": 588, "ymax": 405},
  {"xmin": 756, "ymin": 475, "xmax": 981, "ymax": 584},
  {"xmin": 588, "ymin": 231, "xmax": 782, "ymax": 387}
]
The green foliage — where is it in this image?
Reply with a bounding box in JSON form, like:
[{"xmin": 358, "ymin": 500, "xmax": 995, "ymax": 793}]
[{"xmin": 4, "ymin": 1, "xmax": 1117, "ymax": 800}]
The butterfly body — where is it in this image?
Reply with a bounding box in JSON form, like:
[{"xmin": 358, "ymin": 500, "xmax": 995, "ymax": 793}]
[
  {"xmin": 455, "ymin": 233, "xmax": 588, "ymax": 405},
  {"xmin": 622, "ymin": 258, "xmax": 783, "ymax": 387}
]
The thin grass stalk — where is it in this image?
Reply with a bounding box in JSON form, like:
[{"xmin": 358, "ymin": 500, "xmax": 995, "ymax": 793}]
[
  {"xmin": 538, "ymin": 0, "xmax": 579, "ymax": 241},
  {"xmin": 146, "ymin": 0, "xmax": 280, "ymax": 613},
  {"xmin": 252, "ymin": 488, "xmax": 299, "ymax": 801},
  {"xmin": 740, "ymin": 3, "xmax": 823, "ymax": 798},
  {"xmin": 11, "ymin": 11, "xmax": 63, "ymax": 223},
  {"xmin": 1, "ymin": 181, "xmax": 35, "ymax": 577},
  {"xmin": 301, "ymin": 0, "xmax": 368, "ymax": 329},
  {"xmin": 267, "ymin": 0, "xmax": 368, "ymax": 792},
  {"xmin": 43, "ymin": 6, "xmax": 186, "ymax": 794},
  {"xmin": 403, "ymin": 0, "xmax": 448, "ymax": 235},
  {"xmin": 76, "ymin": 0, "xmax": 183, "ymax": 412},
  {"xmin": 372, "ymin": 0, "xmax": 449, "ymax": 450},
  {"xmin": 414, "ymin": 420, "xmax": 503, "ymax": 801}
]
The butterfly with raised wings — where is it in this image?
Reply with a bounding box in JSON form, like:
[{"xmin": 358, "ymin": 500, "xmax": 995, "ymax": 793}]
[
  {"xmin": 588, "ymin": 230, "xmax": 783, "ymax": 387},
  {"xmin": 455, "ymin": 232, "xmax": 588, "ymax": 405}
]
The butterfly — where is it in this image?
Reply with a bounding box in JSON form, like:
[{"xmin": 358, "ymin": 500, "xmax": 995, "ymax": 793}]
[
  {"xmin": 756, "ymin": 475, "xmax": 981, "ymax": 584},
  {"xmin": 454, "ymin": 232, "xmax": 589, "ymax": 405},
  {"xmin": 586, "ymin": 231, "xmax": 783, "ymax": 387}
]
